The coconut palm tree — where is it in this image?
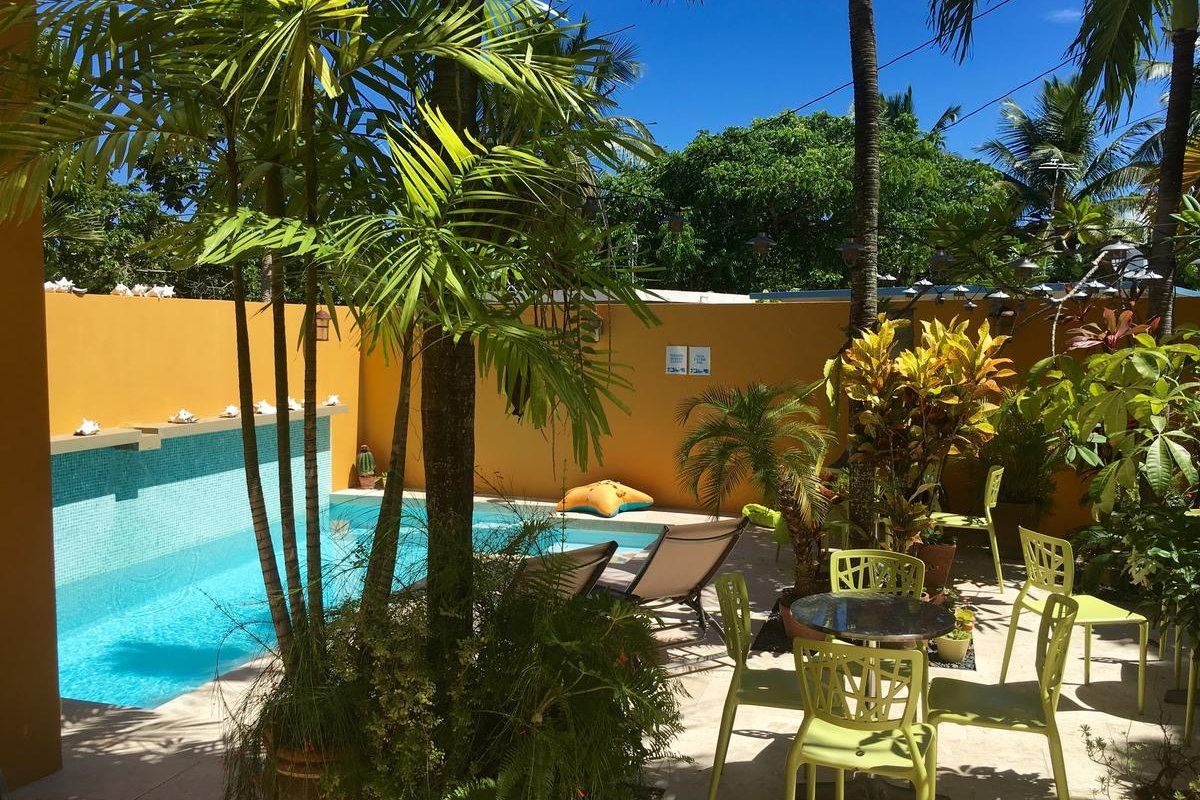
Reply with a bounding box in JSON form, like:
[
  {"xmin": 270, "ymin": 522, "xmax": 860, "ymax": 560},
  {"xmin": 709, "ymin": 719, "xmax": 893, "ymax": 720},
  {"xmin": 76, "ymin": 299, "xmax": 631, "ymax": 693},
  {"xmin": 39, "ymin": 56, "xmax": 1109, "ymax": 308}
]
[
  {"xmin": 977, "ymin": 75, "xmax": 1156, "ymax": 216},
  {"xmin": 675, "ymin": 383, "xmax": 831, "ymax": 594},
  {"xmin": 880, "ymin": 85, "xmax": 962, "ymax": 135}
]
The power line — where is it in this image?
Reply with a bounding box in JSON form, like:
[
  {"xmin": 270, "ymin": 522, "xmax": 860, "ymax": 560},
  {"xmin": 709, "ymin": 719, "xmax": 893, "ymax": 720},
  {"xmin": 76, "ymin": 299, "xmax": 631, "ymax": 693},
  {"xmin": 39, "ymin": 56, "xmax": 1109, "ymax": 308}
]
[
  {"xmin": 939, "ymin": 57, "xmax": 1075, "ymax": 131},
  {"xmin": 782, "ymin": 0, "xmax": 1018, "ymax": 118}
]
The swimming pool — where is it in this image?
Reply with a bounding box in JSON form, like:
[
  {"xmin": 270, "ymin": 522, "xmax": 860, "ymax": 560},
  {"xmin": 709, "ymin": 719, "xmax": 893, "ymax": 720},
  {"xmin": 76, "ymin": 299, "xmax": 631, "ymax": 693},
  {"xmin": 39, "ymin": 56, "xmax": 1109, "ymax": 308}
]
[{"xmin": 56, "ymin": 501, "xmax": 660, "ymax": 708}]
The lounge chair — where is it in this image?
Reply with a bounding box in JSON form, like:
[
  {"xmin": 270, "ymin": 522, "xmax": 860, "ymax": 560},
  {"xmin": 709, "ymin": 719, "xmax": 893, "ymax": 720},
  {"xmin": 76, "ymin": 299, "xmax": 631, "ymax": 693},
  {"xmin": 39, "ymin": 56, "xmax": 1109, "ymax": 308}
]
[
  {"xmin": 593, "ymin": 517, "xmax": 748, "ymax": 635},
  {"xmin": 515, "ymin": 540, "xmax": 619, "ymax": 599}
]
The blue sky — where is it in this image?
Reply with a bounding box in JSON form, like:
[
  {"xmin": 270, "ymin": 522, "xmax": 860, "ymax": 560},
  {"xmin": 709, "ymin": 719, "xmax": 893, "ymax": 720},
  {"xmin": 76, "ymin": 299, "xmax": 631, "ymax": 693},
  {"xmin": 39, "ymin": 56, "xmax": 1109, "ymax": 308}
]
[{"xmin": 567, "ymin": 0, "xmax": 1166, "ymax": 159}]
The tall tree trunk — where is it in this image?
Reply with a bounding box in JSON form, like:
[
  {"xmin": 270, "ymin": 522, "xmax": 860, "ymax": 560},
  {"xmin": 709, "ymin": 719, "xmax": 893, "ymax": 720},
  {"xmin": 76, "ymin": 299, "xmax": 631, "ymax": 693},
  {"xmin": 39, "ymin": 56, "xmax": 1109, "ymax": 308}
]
[
  {"xmin": 301, "ymin": 74, "xmax": 323, "ymax": 634},
  {"xmin": 847, "ymin": 0, "xmax": 881, "ymax": 543},
  {"xmin": 1148, "ymin": 6, "xmax": 1198, "ymax": 338},
  {"xmin": 423, "ymin": 0, "xmax": 482, "ymax": 686},
  {"xmin": 264, "ymin": 166, "xmax": 306, "ymax": 624},
  {"xmin": 223, "ymin": 107, "xmax": 293, "ymax": 661},
  {"xmin": 359, "ymin": 333, "xmax": 414, "ymax": 623}
]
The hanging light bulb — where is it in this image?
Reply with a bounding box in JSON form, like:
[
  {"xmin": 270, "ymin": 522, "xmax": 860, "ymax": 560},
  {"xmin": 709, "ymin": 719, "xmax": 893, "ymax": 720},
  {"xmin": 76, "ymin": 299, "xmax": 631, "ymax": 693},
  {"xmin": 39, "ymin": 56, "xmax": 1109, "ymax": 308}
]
[
  {"xmin": 838, "ymin": 238, "xmax": 865, "ymax": 265},
  {"xmin": 663, "ymin": 211, "xmax": 686, "ymax": 234},
  {"xmin": 935, "ymin": 292, "xmax": 946, "ymax": 305},
  {"xmin": 1082, "ymin": 279, "xmax": 1108, "ymax": 294},
  {"xmin": 748, "ymin": 232, "xmax": 776, "ymax": 257},
  {"xmin": 986, "ymin": 289, "xmax": 1011, "ymax": 300},
  {"xmin": 950, "ymin": 284, "xmax": 970, "ymax": 298},
  {"xmin": 964, "ymin": 299, "xmax": 979, "ymax": 310},
  {"xmin": 928, "ymin": 247, "xmax": 955, "ymax": 277},
  {"xmin": 902, "ymin": 286, "xmax": 919, "ymax": 297},
  {"xmin": 913, "ymin": 276, "xmax": 934, "ymax": 288},
  {"xmin": 878, "ymin": 272, "xmax": 898, "ymax": 285},
  {"xmin": 1030, "ymin": 283, "xmax": 1054, "ymax": 297}
]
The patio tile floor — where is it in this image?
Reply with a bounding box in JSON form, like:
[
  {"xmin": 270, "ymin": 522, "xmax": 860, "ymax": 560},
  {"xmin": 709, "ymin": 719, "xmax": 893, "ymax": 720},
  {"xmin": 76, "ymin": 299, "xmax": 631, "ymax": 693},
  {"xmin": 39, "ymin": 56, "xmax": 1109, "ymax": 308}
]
[{"xmin": 13, "ymin": 506, "xmax": 1192, "ymax": 799}]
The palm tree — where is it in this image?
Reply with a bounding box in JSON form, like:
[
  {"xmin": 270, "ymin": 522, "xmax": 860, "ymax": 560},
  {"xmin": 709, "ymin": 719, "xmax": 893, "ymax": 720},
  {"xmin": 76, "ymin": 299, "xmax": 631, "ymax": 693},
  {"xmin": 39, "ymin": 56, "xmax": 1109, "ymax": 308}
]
[
  {"xmin": 675, "ymin": 384, "xmax": 831, "ymax": 595},
  {"xmin": 977, "ymin": 75, "xmax": 1156, "ymax": 215},
  {"xmin": 847, "ymin": 0, "xmax": 881, "ymax": 543},
  {"xmin": 880, "ymin": 85, "xmax": 962, "ymax": 135}
]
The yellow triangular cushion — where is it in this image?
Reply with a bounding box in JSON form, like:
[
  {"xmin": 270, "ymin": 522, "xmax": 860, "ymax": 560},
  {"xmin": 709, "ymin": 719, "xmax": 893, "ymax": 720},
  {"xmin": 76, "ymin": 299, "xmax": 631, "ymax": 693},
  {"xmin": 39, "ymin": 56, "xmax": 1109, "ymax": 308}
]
[{"xmin": 555, "ymin": 480, "xmax": 654, "ymax": 518}]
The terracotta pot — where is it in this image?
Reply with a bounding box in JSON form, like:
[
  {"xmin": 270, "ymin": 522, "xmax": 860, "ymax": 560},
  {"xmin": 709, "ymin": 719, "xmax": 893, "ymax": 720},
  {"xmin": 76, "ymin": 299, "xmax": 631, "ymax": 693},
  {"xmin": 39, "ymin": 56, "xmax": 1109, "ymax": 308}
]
[
  {"xmin": 357, "ymin": 474, "xmax": 376, "ymax": 490},
  {"xmin": 263, "ymin": 731, "xmax": 342, "ymax": 800},
  {"xmin": 990, "ymin": 502, "xmax": 1041, "ymax": 561},
  {"xmin": 934, "ymin": 634, "xmax": 971, "ymax": 664},
  {"xmin": 777, "ymin": 599, "xmax": 826, "ymax": 641},
  {"xmin": 918, "ymin": 543, "xmax": 957, "ymax": 591}
]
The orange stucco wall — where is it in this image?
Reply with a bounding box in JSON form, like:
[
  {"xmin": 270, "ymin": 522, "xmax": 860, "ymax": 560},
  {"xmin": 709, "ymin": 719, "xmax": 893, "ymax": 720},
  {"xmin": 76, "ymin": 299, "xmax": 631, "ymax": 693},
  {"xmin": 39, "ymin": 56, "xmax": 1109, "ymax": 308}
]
[
  {"xmin": 360, "ymin": 296, "xmax": 1200, "ymax": 536},
  {"xmin": 44, "ymin": 294, "xmax": 363, "ymax": 486}
]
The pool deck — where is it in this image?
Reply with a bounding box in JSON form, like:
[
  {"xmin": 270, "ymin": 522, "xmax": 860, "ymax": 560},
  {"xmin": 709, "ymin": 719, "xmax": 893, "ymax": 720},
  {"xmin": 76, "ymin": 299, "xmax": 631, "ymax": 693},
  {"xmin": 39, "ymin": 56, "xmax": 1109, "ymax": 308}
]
[{"xmin": 13, "ymin": 500, "xmax": 1194, "ymax": 800}]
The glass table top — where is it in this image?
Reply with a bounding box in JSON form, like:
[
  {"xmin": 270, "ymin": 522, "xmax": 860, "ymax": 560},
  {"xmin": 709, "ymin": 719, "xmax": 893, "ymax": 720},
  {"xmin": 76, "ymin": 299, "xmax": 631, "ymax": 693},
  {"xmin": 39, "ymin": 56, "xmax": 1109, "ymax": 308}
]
[{"xmin": 789, "ymin": 590, "xmax": 956, "ymax": 642}]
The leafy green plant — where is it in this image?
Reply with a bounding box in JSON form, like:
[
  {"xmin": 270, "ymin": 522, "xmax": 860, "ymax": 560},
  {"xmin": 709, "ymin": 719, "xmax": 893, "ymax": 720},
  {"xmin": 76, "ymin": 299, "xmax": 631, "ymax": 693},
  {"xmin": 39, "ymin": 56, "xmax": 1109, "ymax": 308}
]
[
  {"xmin": 675, "ymin": 383, "xmax": 832, "ymax": 595},
  {"xmin": 1084, "ymin": 721, "xmax": 1200, "ymax": 800},
  {"xmin": 978, "ymin": 392, "xmax": 1060, "ymax": 510},
  {"xmin": 835, "ymin": 315, "xmax": 1012, "ymax": 551}
]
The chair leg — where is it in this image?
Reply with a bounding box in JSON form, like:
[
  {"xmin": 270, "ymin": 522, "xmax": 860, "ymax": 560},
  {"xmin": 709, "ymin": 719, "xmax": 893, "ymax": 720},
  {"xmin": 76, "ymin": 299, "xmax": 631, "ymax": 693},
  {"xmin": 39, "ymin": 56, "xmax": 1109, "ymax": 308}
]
[
  {"xmin": 1175, "ymin": 624, "xmax": 1185, "ymax": 690},
  {"xmin": 926, "ymin": 724, "xmax": 939, "ymax": 800},
  {"xmin": 1138, "ymin": 621, "xmax": 1147, "ymax": 715},
  {"xmin": 1186, "ymin": 651, "xmax": 1197, "ymax": 747},
  {"xmin": 986, "ymin": 522, "xmax": 1004, "ymax": 594},
  {"xmin": 1083, "ymin": 624, "xmax": 1092, "ymax": 685},
  {"xmin": 706, "ymin": 693, "xmax": 739, "ymax": 800},
  {"xmin": 805, "ymin": 764, "xmax": 817, "ymax": 800},
  {"xmin": 1000, "ymin": 601, "xmax": 1024, "ymax": 684},
  {"xmin": 783, "ymin": 733, "xmax": 804, "ymax": 800},
  {"xmin": 1046, "ymin": 728, "xmax": 1070, "ymax": 800}
]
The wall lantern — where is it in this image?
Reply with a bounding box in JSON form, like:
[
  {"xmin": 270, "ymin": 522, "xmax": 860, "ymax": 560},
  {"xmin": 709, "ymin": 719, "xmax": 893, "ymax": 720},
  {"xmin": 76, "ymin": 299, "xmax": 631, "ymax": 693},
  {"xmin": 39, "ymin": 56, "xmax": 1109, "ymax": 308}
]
[
  {"xmin": 315, "ymin": 308, "xmax": 331, "ymax": 342},
  {"xmin": 928, "ymin": 246, "xmax": 954, "ymax": 274},
  {"xmin": 1012, "ymin": 258, "xmax": 1039, "ymax": 283},
  {"xmin": 663, "ymin": 211, "xmax": 687, "ymax": 234},
  {"xmin": 748, "ymin": 231, "xmax": 776, "ymax": 257},
  {"xmin": 838, "ymin": 238, "xmax": 864, "ymax": 266}
]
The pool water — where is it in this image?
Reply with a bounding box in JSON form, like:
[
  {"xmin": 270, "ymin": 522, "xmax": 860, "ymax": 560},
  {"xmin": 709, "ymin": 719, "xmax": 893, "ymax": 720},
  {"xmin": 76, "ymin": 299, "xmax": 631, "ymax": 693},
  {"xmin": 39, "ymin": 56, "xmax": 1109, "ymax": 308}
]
[{"xmin": 56, "ymin": 504, "xmax": 657, "ymax": 708}]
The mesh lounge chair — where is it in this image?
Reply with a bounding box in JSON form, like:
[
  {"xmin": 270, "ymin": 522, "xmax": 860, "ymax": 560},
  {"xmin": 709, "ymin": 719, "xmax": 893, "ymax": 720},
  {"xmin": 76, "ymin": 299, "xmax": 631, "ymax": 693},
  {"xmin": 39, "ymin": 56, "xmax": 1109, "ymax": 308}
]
[
  {"xmin": 515, "ymin": 540, "xmax": 618, "ymax": 599},
  {"xmin": 593, "ymin": 517, "xmax": 748, "ymax": 635}
]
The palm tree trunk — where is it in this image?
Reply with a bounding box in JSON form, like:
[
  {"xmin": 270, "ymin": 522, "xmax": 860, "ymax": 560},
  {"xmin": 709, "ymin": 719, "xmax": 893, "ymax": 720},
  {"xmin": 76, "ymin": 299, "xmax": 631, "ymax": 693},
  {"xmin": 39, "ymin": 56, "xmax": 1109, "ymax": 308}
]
[
  {"xmin": 777, "ymin": 480, "xmax": 821, "ymax": 596},
  {"xmin": 847, "ymin": 0, "xmax": 881, "ymax": 542},
  {"xmin": 223, "ymin": 107, "xmax": 293, "ymax": 661},
  {"xmin": 423, "ymin": 0, "xmax": 483, "ymax": 692},
  {"xmin": 264, "ymin": 166, "xmax": 307, "ymax": 624},
  {"xmin": 1148, "ymin": 6, "xmax": 1198, "ymax": 337},
  {"xmin": 301, "ymin": 73, "xmax": 323, "ymax": 634},
  {"xmin": 359, "ymin": 332, "xmax": 414, "ymax": 622}
]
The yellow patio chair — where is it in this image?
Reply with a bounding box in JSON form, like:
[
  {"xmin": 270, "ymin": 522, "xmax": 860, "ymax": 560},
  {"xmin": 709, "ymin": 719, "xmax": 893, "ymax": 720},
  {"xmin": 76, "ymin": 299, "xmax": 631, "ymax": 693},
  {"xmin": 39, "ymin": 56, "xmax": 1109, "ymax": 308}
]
[
  {"xmin": 929, "ymin": 593, "xmax": 1078, "ymax": 800},
  {"xmin": 785, "ymin": 639, "xmax": 934, "ymax": 800},
  {"xmin": 928, "ymin": 463, "xmax": 1006, "ymax": 593},
  {"xmin": 830, "ymin": 549, "xmax": 925, "ymax": 597},
  {"xmin": 708, "ymin": 572, "xmax": 806, "ymax": 800},
  {"xmin": 1000, "ymin": 527, "xmax": 1148, "ymax": 714}
]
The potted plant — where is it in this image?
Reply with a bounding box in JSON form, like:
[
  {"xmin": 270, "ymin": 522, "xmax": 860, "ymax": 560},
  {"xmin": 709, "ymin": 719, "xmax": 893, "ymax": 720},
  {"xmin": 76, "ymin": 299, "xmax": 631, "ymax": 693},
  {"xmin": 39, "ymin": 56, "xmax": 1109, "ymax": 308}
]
[
  {"xmin": 919, "ymin": 528, "xmax": 957, "ymax": 593},
  {"xmin": 934, "ymin": 607, "xmax": 975, "ymax": 664},
  {"xmin": 356, "ymin": 445, "xmax": 377, "ymax": 490},
  {"xmin": 976, "ymin": 393, "xmax": 1058, "ymax": 559},
  {"xmin": 837, "ymin": 315, "xmax": 1011, "ymax": 565},
  {"xmin": 675, "ymin": 383, "xmax": 833, "ymax": 640}
]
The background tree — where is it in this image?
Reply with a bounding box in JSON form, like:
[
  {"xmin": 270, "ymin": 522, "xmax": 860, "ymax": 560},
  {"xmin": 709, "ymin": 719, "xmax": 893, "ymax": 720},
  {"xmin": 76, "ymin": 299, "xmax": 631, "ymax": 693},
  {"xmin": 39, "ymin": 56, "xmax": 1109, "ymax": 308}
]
[{"xmin": 602, "ymin": 111, "xmax": 1004, "ymax": 292}]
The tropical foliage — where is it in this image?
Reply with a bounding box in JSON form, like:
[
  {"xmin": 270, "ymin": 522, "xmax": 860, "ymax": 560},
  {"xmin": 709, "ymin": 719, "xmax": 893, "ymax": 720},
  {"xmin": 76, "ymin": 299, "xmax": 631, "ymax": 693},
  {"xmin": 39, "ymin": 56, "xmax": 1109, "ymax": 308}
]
[
  {"xmin": 835, "ymin": 315, "xmax": 1012, "ymax": 550},
  {"xmin": 674, "ymin": 383, "xmax": 832, "ymax": 594},
  {"xmin": 601, "ymin": 111, "xmax": 1006, "ymax": 292}
]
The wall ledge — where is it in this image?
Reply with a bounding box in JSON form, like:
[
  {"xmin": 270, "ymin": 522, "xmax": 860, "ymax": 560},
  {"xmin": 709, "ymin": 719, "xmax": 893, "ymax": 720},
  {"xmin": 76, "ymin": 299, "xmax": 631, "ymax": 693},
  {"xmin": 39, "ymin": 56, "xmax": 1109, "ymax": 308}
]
[{"xmin": 49, "ymin": 404, "xmax": 348, "ymax": 454}]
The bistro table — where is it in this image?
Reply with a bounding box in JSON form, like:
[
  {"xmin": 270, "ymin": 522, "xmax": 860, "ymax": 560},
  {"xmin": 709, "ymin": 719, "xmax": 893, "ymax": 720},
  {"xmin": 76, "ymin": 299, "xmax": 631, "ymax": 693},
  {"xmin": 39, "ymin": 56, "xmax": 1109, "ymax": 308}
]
[{"xmin": 789, "ymin": 590, "xmax": 956, "ymax": 644}]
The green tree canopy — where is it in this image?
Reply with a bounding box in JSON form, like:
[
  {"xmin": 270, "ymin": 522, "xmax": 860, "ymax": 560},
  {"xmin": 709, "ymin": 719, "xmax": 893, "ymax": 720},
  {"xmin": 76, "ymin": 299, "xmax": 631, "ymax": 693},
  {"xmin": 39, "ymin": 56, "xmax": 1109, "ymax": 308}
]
[{"xmin": 601, "ymin": 111, "xmax": 1006, "ymax": 293}]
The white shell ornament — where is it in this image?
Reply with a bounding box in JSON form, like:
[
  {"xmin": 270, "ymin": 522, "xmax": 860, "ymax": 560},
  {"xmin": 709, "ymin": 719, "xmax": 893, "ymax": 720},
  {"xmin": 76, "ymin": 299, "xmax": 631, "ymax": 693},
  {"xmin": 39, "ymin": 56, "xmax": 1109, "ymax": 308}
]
[
  {"xmin": 287, "ymin": 397, "xmax": 302, "ymax": 412},
  {"xmin": 112, "ymin": 283, "xmax": 133, "ymax": 296},
  {"xmin": 168, "ymin": 408, "xmax": 198, "ymax": 424},
  {"xmin": 74, "ymin": 419, "xmax": 101, "ymax": 436},
  {"xmin": 323, "ymin": 394, "xmax": 340, "ymax": 406},
  {"xmin": 219, "ymin": 405, "xmax": 240, "ymax": 418},
  {"xmin": 254, "ymin": 400, "xmax": 277, "ymax": 415}
]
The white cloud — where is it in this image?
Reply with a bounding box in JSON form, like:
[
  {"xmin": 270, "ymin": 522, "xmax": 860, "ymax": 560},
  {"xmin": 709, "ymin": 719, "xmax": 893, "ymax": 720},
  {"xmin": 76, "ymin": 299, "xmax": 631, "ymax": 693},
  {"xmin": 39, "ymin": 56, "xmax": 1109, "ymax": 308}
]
[{"xmin": 1045, "ymin": 8, "xmax": 1081, "ymax": 23}]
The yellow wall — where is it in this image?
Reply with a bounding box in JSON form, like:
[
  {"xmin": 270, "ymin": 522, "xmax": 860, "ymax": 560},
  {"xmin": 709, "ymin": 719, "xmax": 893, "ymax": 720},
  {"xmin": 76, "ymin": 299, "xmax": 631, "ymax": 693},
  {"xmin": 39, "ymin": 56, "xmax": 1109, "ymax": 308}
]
[
  {"xmin": 44, "ymin": 294, "xmax": 363, "ymax": 486},
  {"xmin": 360, "ymin": 296, "xmax": 1200, "ymax": 535}
]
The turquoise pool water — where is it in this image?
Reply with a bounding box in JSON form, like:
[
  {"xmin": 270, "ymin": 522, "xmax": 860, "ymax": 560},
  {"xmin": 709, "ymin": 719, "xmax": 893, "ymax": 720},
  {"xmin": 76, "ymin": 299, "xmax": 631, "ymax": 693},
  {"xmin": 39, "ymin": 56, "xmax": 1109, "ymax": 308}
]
[{"xmin": 56, "ymin": 504, "xmax": 658, "ymax": 709}]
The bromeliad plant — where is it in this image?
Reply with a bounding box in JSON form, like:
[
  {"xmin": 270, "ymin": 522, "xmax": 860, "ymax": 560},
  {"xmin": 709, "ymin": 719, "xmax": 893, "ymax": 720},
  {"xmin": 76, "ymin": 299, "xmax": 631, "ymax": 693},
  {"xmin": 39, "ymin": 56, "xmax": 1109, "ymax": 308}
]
[
  {"xmin": 834, "ymin": 315, "xmax": 1012, "ymax": 551},
  {"xmin": 675, "ymin": 383, "xmax": 833, "ymax": 597}
]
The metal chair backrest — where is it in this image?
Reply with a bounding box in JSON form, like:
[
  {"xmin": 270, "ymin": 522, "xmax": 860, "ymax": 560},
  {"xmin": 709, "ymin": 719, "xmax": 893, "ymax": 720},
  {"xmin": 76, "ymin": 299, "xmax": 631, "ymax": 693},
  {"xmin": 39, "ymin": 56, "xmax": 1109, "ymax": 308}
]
[
  {"xmin": 1036, "ymin": 593, "xmax": 1079, "ymax": 716},
  {"xmin": 1018, "ymin": 526, "xmax": 1074, "ymax": 595},
  {"xmin": 625, "ymin": 517, "xmax": 748, "ymax": 600},
  {"xmin": 830, "ymin": 549, "xmax": 925, "ymax": 597},
  {"xmin": 794, "ymin": 638, "xmax": 925, "ymax": 732},
  {"xmin": 518, "ymin": 540, "xmax": 618, "ymax": 598},
  {"xmin": 715, "ymin": 572, "xmax": 752, "ymax": 667}
]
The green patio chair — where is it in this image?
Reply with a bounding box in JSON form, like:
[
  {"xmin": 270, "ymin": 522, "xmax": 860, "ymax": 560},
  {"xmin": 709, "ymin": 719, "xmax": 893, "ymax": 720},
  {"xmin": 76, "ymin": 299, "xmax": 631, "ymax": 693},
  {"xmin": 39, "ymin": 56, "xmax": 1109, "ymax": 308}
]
[
  {"xmin": 830, "ymin": 549, "xmax": 924, "ymax": 597},
  {"xmin": 785, "ymin": 639, "xmax": 934, "ymax": 800},
  {"xmin": 928, "ymin": 464, "xmax": 1006, "ymax": 593},
  {"xmin": 929, "ymin": 593, "xmax": 1078, "ymax": 800},
  {"xmin": 1000, "ymin": 526, "xmax": 1148, "ymax": 714},
  {"xmin": 708, "ymin": 572, "xmax": 806, "ymax": 800}
]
